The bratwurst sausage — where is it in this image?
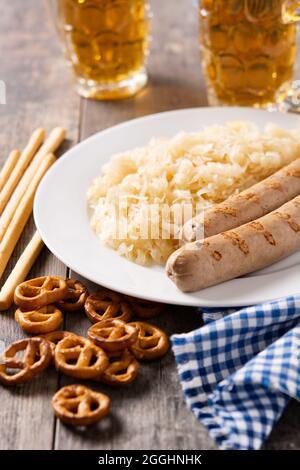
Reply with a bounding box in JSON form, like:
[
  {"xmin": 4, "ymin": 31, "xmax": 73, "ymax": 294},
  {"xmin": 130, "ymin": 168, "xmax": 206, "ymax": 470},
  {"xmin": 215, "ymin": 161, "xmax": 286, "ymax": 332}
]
[
  {"xmin": 167, "ymin": 195, "xmax": 300, "ymax": 292},
  {"xmin": 181, "ymin": 157, "xmax": 300, "ymax": 243}
]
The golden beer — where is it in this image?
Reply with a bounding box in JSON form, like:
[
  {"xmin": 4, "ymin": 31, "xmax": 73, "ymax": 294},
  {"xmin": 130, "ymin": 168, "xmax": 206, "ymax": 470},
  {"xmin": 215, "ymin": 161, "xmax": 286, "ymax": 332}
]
[
  {"xmin": 51, "ymin": 0, "xmax": 151, "ymax": 99},
  {"xmin": 199, "ymin": 0, "xmax": 300, "ymax": 107}
]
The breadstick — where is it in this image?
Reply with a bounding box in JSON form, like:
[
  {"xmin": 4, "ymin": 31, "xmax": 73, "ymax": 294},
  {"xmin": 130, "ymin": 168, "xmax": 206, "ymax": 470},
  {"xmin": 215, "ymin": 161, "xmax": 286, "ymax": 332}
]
[
  {"xmin": 0, "ymin": 127, "xmax": 66, "ymax": 242},
  {"xmin": 167, "ymin": 195, "xmax": 300, "ymax": 293},
  {"xmin": 0, "ymin": 150, "xmax": 20, "ymax": 192},
  {"xmin": 0, "ymin": 232, "xmax": 43, "ymax": 310},
  {"xmin": 0, "ymin": 153, "xmax": 56, "ymax": 280},
  {"xmin": 35, "ymin": 127, "xmax": 66, "ymax": 157},
  {"xmin": 182, "ymin": 157, "xmax": 300, "ymax": 243},
  {"xmin": 0, "ymin": 128, "xmax": 45, "ymax": 214}
]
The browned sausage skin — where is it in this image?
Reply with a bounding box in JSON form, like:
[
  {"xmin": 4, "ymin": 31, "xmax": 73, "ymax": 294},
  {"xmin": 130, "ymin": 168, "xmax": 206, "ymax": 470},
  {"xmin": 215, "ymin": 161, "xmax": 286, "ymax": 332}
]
[
  {"xmin": 167, "ymin": 195, "xmax": 300, "ymax": 293},
  {"xmin": 181, "ymin": 158, "xmax": 300, "ymax": 244}
]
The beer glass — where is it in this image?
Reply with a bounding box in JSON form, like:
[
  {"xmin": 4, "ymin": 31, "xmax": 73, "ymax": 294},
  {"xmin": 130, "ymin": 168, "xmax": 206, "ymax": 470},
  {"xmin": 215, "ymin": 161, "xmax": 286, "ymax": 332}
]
[
  {"xmin": 47, "ymin": 0, "xmax": 151, "ymax": 100},
  {"xmin": 199, "ymin": 0, "xmax": 300, "ymax": 108}
]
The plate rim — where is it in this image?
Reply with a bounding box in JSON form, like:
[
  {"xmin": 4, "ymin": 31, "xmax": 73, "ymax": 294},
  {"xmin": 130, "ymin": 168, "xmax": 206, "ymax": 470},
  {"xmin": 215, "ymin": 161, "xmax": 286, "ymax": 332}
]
[{"xmin": 34, "ymin": 106, "xmax": 300, "ymax": 307}]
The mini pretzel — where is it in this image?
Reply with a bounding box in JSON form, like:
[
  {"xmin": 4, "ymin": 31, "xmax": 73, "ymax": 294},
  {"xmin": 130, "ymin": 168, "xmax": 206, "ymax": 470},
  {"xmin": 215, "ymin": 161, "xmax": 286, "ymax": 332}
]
[
  {"xmin": 52, "ymin": 384, "xmax": 111, "ymax": 426},
  {"xmin": 14, "ymin": 276, "xmax": 68, "ymax": 310},
  {"xmin": 85, "ymin": 289, "xmax": 132, "ymax": 324},
  {"xmin": 125, "ymin": 296, "xmax": 165, "ymax": 319},
  {"xmin": 101, "ymin": 349, "xmax": 140, "ymax": 386},
  {"xmin": 41, "ymin": 331, "xmax": 78, "ymax": 358},
  {"xmin": 129, "ymin": 322, "xmax": 169, "ymax": 361},
  {"xmin": 87, "ymin": 319, "xmax": 138, "ymax": 352},
  {"xmin": 55, "ymin": 335, "xmax": 108, "ymax": 380},
  {"xmin": 15, "ymin": 305, "xmax": 63, "ymax": 334},
  {"xmin": 56, "ymin": 279, "xmax": 89, "ymax": 312},
  {"xmin": 0, "ymin": 337, "xmax": 52, "ymax": 385}
]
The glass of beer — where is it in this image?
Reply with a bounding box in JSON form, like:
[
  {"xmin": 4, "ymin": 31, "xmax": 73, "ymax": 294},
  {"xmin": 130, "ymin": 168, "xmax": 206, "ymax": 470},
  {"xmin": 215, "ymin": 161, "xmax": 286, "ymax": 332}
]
[
  {"xmin": 47, "ymin": 0, "xmax": 151, "ymax": 100},
  {"xmin": 199, "ymin": 0, "xmax": 300, "ymax": 108}
]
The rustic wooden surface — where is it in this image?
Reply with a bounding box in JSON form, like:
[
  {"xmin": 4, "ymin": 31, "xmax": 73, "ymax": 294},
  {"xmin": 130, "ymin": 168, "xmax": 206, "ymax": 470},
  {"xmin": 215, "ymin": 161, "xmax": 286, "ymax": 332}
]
[{"xmin": 0, "ymin": 0, "xmax": 299, "ymax": 450}]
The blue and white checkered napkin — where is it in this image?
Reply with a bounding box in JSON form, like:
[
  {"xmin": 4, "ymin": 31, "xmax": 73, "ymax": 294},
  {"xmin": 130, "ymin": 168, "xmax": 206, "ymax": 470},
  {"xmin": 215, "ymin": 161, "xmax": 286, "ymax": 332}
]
[{"xmin": 172, "ymin": 296, "xmax": 300, "ymax": 450}]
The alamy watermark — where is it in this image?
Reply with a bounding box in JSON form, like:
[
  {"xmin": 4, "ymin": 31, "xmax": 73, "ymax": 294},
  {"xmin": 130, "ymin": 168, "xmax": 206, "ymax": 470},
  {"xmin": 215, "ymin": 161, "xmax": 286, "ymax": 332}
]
[
  {"xmin": 98, "ymin": 200, "xmax": 204, "ymax": 241},
  {"xmin": 0, "ymin": 80, "xmax": 6, "ymax": 104}
]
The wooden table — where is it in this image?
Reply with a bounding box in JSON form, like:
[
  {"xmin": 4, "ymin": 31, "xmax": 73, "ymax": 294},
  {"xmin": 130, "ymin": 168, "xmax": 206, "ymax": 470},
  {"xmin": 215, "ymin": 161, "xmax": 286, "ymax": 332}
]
[{"xmin": 0, "ymin": 0, "xmax": 299, "ymax": 451}]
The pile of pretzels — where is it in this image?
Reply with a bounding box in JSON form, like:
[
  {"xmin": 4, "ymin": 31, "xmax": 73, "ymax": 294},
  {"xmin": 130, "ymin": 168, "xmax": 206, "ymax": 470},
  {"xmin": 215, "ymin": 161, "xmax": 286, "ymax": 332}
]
[{"xmin": 0, "ymin": 276, "xmax": 169, "ymax": 427}]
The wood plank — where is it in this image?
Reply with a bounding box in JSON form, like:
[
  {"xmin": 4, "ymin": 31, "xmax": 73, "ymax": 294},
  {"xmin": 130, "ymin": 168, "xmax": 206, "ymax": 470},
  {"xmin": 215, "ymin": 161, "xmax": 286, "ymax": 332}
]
[
  {"xmin": 57, "ymin": 0, "xmax": 300, "ymax": 451},
  {"xmin": 265, "ymin": 400, "xmax": 300, "ymax": 449},
  {"xmin": 1, "ymin": 0, "xmax": 298, "ymax": 451},
  {"xmin": 56, "ymin": 276, "xmax": 216, "ymax": 450},
  {"xmin": 0, "ymin": 0, "xmax": 80, "ymax": 450},
  {"xmin": 56, "ymin": 0, "xmax": 215, "ymax": 450}
]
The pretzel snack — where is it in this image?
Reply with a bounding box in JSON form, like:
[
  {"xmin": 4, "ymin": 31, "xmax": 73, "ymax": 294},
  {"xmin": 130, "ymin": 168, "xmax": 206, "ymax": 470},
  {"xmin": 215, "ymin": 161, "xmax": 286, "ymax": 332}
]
[
  {"xmin": 55, "ymin": 335, "xmax": 109, "ymax": 379},
  {"xmin": 0, "ymin": 128, "xmax": 65, "ymax": 242},
  {"xmin": 0, "ymin": 153, "xmax": 56, "ymax": 279},
  {"xmin": 129, "ymin": 322, "xmax": 169, "ymax": 361},
  {"xmin": 0, "ymin": 337, "xmax": 52, "ymax": 385},
  {"xmin": 0, "ymin": 128, "xmax": 45, "ymax": 214},
  {"xmin": 0, "ymin": 232, "xmax": 43, "ymax": 311},
  {"xmin": 126, "ymin": 296, "xmax": 165, "ymax": 319},
  {"xmin": 57, "ymin": 279, "xmax": 89, "ymax": 312},
  {"xmin": 14, "ymin": 276, "xmax": 68, "ymax": 310},
  {"xmin": 52, "ymin": 384, "xmax": 111, "ymax": 426},
  {"xmin": 101, "ymin": 349, "xmax": 140, "ymax": 386},
  {"xmin": 85, "ymin": 290, "xmax": 132, "ymax": 324},
  {"xmin": 41, "ymin": 330, "xmax": 78, "ymax": 358},
  {"xmin": 88, "ymin": 319, "xmax": 138, "ymax": 352},
  {"xmin": 0, "ymin": 149, "xmax": 21, "ymax": 192},
  {"xmin": 15, "ymin": 305, "xmax": 63, "ymax": 334}
]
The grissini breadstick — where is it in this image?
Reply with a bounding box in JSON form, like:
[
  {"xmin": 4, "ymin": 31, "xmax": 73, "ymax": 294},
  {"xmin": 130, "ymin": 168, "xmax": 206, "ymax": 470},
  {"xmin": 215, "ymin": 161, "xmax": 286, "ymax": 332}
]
[
  {"xmin": 0, "ymin": 150, "xmax": 20, "ymax": 192},
  {"xmin": 33, "ymin": 127, "xmax": 66, "ymax": 160},
  {"xmin": 181, "ymin": 157, "xmax": 300, "ymax": 243},
  {"xmin": 0, "ymin": 153, "xmax": 56, "ymax": 280},
  {"xmin": 0, "ymin": 128, "xmax": 45, "ymax": 214},
  {"xmin": 0, "ymin": 127, "xmax": 66, "ymax": 242},
  {"xmin": 0, "ymin": 232, "xmax": 43, "ymax": 311},
  {"xmin": 167, "ymin": 195, "xmax": 300, "ymax": 292}
]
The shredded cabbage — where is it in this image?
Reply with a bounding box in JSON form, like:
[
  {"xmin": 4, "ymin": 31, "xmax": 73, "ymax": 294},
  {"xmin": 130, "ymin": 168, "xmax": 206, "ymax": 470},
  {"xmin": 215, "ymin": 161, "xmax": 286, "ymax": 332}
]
[{"xmin": 88, "ymin": 121, "xmax": 300, "ymax": 265}]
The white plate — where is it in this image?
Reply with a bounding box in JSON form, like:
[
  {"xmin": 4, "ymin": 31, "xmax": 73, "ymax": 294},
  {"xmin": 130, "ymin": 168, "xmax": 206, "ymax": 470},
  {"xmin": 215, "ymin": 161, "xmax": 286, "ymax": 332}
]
[{"xmin": 34, "ymin": 107, "xmax": 300, "ymax": 307}]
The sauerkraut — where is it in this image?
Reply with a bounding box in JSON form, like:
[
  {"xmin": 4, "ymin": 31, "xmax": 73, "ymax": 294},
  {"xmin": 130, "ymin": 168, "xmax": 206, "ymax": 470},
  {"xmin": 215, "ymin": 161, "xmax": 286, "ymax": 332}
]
[{"xmin": 88, "ymin": 121, "xmax": 300, "ymax": 265}]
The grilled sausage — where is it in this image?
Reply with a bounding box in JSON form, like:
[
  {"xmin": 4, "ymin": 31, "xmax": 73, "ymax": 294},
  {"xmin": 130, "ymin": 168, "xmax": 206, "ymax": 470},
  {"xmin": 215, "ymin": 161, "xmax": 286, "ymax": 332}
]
[
  {"xmin": 167, "ymin": 195, "xmax": 300, "ymax": 292},
  {"xmin": 181, "ymin": 157, "xmax": 300, "ymax": 243}
]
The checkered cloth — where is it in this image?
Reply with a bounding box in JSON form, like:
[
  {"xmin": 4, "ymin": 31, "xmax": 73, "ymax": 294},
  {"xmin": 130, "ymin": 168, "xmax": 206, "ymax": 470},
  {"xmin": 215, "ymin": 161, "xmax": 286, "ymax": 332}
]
[{"xmin": 172, "ymin": 296, "xmax": 300, "ymax": 450}]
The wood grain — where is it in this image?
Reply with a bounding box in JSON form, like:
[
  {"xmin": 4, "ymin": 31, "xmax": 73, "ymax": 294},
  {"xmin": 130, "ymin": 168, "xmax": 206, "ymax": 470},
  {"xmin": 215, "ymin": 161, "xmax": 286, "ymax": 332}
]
[
  {"xmin": 55, "ymin": 0, "xmax": 215, "ymax": 450},
  {"xmin": 0, "ymin": 0, "xmax": 299, "ymax": 451},
  {"xmin": 55, "ymin": 276, "xmax": 216, "ymax": 450},
  {"xmin": 0, "ymin": 0, "xmax": 80, "ymax": 450}
]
